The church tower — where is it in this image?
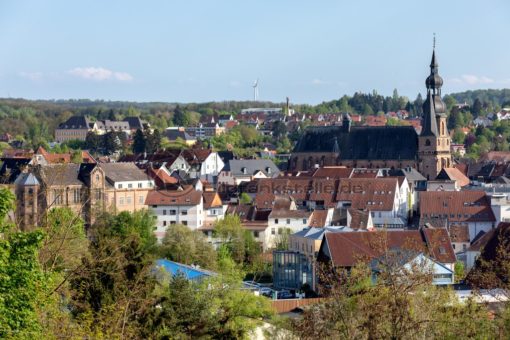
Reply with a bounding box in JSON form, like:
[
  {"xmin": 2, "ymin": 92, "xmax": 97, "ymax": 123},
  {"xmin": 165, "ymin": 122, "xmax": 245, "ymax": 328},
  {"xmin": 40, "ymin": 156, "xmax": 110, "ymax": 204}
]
[{"xmin": 418, "ymin": 46, "xmax": 452, "ymax": 180}]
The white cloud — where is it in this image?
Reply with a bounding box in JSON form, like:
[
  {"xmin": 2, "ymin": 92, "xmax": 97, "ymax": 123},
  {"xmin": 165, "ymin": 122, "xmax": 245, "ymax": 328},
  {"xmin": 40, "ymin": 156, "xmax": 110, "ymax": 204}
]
[
  {"xmin": 68, "ymin": 67, "xmax": 133, "ymax": 81},
  {"xmin": 19, "ymin": 71, "xmax": 44, "ymax": 81},
  {"xmin": 450, "ymin": 74, "xmax": 494, "ymax": 85},
  {"xmin": 311, "ymin": 78, "xmax": 328, "ymax": 85}
]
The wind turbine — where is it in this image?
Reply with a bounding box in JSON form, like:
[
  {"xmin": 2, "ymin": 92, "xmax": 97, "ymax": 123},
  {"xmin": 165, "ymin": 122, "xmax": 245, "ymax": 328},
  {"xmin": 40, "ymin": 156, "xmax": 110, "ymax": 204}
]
[{"xmin": 252, "ymin": 79, "xmax": 259, "ymax": 101}]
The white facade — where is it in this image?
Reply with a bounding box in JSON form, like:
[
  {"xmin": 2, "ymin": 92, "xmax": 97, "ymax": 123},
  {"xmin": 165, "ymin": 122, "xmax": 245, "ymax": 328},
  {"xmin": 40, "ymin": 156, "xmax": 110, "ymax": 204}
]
[
  {"xmin": 168, "ymin": 156, "xmax": 190, "ymax": 173},
  {"xmin": 199, "ymin": 152, "xmax": 224, "ymax": 184},
  {"xmin": 265, "ymin": 214, "xmax": 311, "ymax": 249},
  {"xmin": 114, "ymin": 179, "xmax": 154, "ymax": 190},
  {"xmin": 150, "ymin": 198, "xmax": 204, "ymax": 241}
]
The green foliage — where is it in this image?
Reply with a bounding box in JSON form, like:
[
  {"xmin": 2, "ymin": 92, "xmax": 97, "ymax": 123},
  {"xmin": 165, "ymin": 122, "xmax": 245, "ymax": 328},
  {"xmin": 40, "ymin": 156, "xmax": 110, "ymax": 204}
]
[
  {"xmin": 158, "ymin": 224, "xmax": 217, "ymax": 270},
  {"xmin": 454, "ymin": 261, "xmax": 465, "ymax": 283},
  {"xmin": 145, "ymin": 273, "xmax": 272, "ymax": 339},
  {"xmin": 132, "ymin": 129, "xmax": 146, "ymax": 153},
  {"xmin": 213, "ymin": 215, "xmax": 261, "ymax": 267},
  {"xmin": 239, "ymin": 192, "xmax": 252, "ymax": 205},
  {"xmin": 0, "ymin": 188, "xmax": 46, "ymax": 338}
]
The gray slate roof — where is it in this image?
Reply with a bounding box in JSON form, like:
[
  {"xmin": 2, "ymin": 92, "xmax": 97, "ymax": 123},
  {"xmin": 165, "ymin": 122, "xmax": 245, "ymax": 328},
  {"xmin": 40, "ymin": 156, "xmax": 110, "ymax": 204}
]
[
  {"xmin": 99, "ymin": 163, "xmax": 149, "ymax": 183},
  {"xmin": 38, "ymin": 164, "xmax": 82, "ymax": 186},
  {"xmin": 58, "ymin": 116, "xmax": 91, "ymax": 129},
  {"xmin": 15, "ymin": 172, "xmax": 40, "ymax": 186},
  {"xmin": 293, "ymin": 125, "xmax": 418, "ymax": 160},
  {"xmin": 225, "ymin": 159, "xmax": 280, "ymax": 177}
]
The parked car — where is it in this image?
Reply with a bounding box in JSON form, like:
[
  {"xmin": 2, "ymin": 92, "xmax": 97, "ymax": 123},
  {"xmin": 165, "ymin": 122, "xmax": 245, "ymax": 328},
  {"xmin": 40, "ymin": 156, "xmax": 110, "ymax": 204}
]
[
  {"xmin": 277, "ymin": 290, "xmax": 294, "ymax": 299},
  {"xmin": 259, "ymin": 287, "xmax": 273, "ymax": 297}
]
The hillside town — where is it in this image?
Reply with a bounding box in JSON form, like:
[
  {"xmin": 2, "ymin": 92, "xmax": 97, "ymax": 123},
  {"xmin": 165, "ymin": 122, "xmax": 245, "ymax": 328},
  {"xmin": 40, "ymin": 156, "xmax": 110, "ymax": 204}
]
[{"xmin": 2, "ymin": 1, "xmax": 510, "ymax": 335}]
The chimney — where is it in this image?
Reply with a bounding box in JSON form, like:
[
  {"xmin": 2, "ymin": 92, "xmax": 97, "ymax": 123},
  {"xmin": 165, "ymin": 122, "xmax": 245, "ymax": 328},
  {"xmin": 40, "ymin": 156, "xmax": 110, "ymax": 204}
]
[{"xmin": 342, "ymin": 113, "xmax": 352, "ymax": 132}]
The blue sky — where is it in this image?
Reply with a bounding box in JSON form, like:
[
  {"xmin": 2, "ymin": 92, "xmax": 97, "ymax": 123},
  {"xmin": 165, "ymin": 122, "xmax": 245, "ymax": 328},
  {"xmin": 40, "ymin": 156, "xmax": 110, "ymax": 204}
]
[{"xmin": 0, "ymin": 0, "xmax": 509, "ymax": 104}]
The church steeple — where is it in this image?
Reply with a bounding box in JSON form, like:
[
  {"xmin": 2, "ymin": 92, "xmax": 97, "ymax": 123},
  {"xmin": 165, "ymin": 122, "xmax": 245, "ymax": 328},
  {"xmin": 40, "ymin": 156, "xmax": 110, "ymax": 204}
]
[
  {"xmin": 422, "ymin": 44, "xmax": 446, "ymax": 137},
  {"xmin": 418, "ymin": 39, "xmax": 452, "ymax": 180}
]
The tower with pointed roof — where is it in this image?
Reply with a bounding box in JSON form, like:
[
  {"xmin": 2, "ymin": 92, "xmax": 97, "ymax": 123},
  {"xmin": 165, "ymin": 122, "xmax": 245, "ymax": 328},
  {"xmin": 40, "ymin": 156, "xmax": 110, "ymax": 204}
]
[{"xmin": 418, "ymin": 46, "xmax": 452, "ymax": 180}]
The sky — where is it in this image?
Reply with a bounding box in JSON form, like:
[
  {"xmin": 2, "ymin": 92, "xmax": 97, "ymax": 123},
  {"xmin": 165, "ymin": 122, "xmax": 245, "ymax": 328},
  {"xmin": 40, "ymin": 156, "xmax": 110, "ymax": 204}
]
[{"xmin": 0, "ymin": 0, "xmax": 509, "ymax": 104}]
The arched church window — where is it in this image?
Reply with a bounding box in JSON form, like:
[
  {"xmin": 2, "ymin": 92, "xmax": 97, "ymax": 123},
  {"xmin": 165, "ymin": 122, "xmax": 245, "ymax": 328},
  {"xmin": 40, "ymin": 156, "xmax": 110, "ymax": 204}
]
[
  {"xmin": 441, "ymin": 121, "xmax": 445, "ymax": 135},
  {"xmin": 425, "ymin": 139, "xmax": 431, "ymax": 146}
]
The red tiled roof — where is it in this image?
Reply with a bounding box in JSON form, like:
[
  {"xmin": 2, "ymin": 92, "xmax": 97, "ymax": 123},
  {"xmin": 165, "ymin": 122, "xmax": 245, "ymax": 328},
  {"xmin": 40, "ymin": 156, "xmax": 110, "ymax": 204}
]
[
  {"xmin": 437, "ymin": 168, "xmax": 470, "ymax": 187},
  {"xmin": 419, "ymin": 191, "xmax": 496, "ymax": 223},
  {"xmin": 335, "ymin": 178, "xmax": 398, "ymax": 211},
  {"xmin": 350, "ymin": 169, "xmax": 380, "ymax": 178},
  {"xmin": 145, "ymin": 188, "xmax": 202, "ymax": 206},
  {"xmin": 310, "ymin": 210, "xmax": 329, "ymax": 227},
  {"xmin": 449, "ymin": 225, "xmax": 470, "ymax": 243},
  {"xmin": 323, "ymin": 229, "xmax": 456, "ymax": 267},
  {"xmin": 311, "ymin": 166, "xmax": 352, "ymax": 179},
  {"xmin": 203, "ymin": 191, "xmax": 223, "ymax": 209}
]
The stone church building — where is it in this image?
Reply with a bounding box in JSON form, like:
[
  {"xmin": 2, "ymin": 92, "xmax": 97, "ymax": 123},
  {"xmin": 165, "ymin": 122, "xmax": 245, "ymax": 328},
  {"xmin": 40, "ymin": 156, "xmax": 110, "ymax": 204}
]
[{"xmin": 289, "ymin": 49, "xmax": 451, "ymax": 180}]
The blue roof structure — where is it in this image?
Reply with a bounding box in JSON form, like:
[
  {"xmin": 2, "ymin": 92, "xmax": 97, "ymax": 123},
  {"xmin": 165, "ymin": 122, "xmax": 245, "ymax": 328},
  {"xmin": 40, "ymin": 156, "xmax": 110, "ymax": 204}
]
[{"xmin": 155, "ymin": 259, "xmax": 216, "ymax": 281}]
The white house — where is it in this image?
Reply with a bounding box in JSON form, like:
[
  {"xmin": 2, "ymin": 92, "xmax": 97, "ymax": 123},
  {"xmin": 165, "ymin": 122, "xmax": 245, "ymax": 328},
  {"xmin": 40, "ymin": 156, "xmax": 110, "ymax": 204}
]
[
  {"xmin": 198, "ymin": 151, "xmax": 224, "ymax": 184},
  {"xmin": 336, "ymin": 178, "xmax": 406, "ymax": 229},
  {"xmin": 218, "ymin": 159, "xmax": 280, "ymax": 186},
  {"xmin": 266, "ymin": 209, "xmax": 313, "ymax": 249},
  {"xmin": 145, "ymin": 187, "xmax": 204, "ymax": 241},
  {"xmin": 419, "ymin": 191, "xmax": 496, "ymax": 242}
]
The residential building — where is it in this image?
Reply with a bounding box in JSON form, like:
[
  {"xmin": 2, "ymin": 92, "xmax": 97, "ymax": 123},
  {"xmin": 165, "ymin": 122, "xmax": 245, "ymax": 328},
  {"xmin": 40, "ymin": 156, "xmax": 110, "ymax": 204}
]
[
  {"xmin": 317, "ymin": 228, "xmax": 457, "ymax": 279},
  {"xmin": 218, "ymin": 159, "xmax": 280, "ymax": 186},
  {"xmin": 336, "ymin": 178, "xmax": 407, "ymax": 228},
  {"xmin": 145, "ymin": 187, "xmax": 204, "ymax": 241},
  {"xmin": 164, "ymin": 128, "xmax": 197, "ymax": 146},
  {"xmin": 185, "ymin": 123, "xmax": 225, "ymax": 139},
  {"xmin": 98, "ymin": 163, "xmax": 154, "ymax": 214},
  {"xmin": 419, "ymin": 191, "xmax": 496, "ymax": 241},
  {"xmin": 55, "ymin": 115, "xmax": 146, "ymax": 142},
  {"xmin": 14, "ymin": 162, "xmax": 154, "ymax": 229}
]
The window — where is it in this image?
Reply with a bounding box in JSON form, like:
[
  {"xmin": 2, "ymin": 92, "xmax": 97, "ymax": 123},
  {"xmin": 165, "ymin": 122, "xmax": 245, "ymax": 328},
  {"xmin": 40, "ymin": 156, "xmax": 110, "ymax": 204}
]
[
  {"xmin": 181, "ymin": 210, "xmax": 188, "ymax": 215},
  {"xmin": 275, "ymin": 218, "xmax": 279, "ymax": 224},
  {"xmin": 163, "ymin": 209, "xmax": 167, "ymax": 215},
  {"xmin": 278, "ymin": 228, "xmax": 282, "ymax": 235},
  {"xmin": 95, "ymin": 174, "xmax": 100, "ymax": 182},
  {"xmin": 254, "ymin": 231, "xmax": 259, "ymax": 238},
  {"xmin": 53, "ymin": 189, "xmax": 63, "ymax": 205},
  {"xmin": 138, "ymin": 183, "xmax": 143, "ymax": 188},
  {"xmin": 271, "ymin": 228, "xmax": 276, "ymax": 235},
  {"xmin": 163, "ymin": 221, "xmax": 167, "ymax": 226},
  {"xmin": 73, "ymin": 188, "xmax": 81, "ymax": 203},
  {"xmin": 139, "ymin": 196, "xmax": 144, "ymax": 204},
  {"xmin": 118, "ymin": 184, "xmax": 123, "ymax": 189},
  {"xmin": 286, "ymin": 219, "xmax": 290, "ymax": 224},
  {"xmin": 170, "ymin": 210, "xmax": 177, "ymax": 215},
  {"xmin": 119, "ymin": 197, "xmax": 124, "ymax": 205},
  {"xmin": 303, "ymin": 219, "xmax": 307, "ymax": 224},
  {"xmin": 128, "ymin": 184, "xmax": 133, "ymax": 189},
  {"xmin": 182, "ymin": 221, "xmax": 188, "ymax": 226},
  {"xmin": 126, "ymin": 197, "xmax": 132, "ymax": 204}
]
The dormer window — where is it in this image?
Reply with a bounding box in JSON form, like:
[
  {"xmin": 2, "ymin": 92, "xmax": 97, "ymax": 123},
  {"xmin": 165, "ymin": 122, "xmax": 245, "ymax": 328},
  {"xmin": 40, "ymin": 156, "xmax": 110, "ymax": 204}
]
[
  {"xmin": 242, "ymin": 167, "xmax": 247, "ymax": 174},
  {"xmin": 266, "ymin": 167, "xmax": 271, "ymax": 174}
]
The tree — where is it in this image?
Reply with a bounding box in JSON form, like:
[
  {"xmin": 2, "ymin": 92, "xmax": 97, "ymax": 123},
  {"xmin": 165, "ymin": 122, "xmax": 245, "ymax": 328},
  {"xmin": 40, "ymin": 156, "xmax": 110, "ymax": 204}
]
[
  {"xmin": 85, "ymin": 132, "xmax": 101, "ymax": 154},
  {"xmin": 0, "ymin": 188, "xmax": 46, "ymax": 338},
  {"xmin": 145, "ymin": 129, "xmax": 161, "ymax": 153},
  {"xmin": 271, "ymin": 121, "xmax": 287, "ymax": 141},
  {"xmin": 39, "ymin": 207, "xmax": 89, "ymax": 274},
  {"xmin": 293, "ymin": 249, "xmax": 494, "ymax": 339},
  {"xmin": 173, "ymin": 105, "xmax": 190, "ymax": 126},
  {"xmin": 274, "ymin": 228, "xmax": 291, "ymax": 250},
  {"xmin": 69, "ymin": 210, "xmax": 157, "ymax": 338},
  {"xmin": 158, "ymin": 224, "xmax": 217, "ymax": 270},
  {"xmin": 448, "ymin": 106, "xmax": 465, "ymax": 130},
  {"xmin": 132, "ymin": 129, "xmax": 146, "ymax": 153},
  {"xmin": 239, "ymin": 192, "xmax": 252, "ymax": 205},
  {"xmin": 144, "ymin": 272, "xmax": 272, "ymax": 339},
  {"xmin": 237, "ymin": 125, "xmax": 259, "ymax": 146},
  {"xmin": 213, "ymin": 215, "xmax": 260, "ymax": 266},
  {"xmin": 472, "ymin": 98, "xmax": 483, "ymax": 116}
]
